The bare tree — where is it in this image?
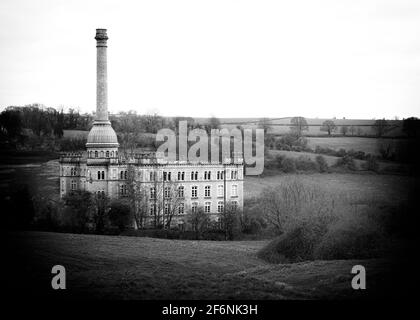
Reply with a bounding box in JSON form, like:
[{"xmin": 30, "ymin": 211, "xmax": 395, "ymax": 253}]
[
  {"xmin": 162, "ymin": 180, "xmax": 183, "ymax": 229},
  {"xmin": 219, "ymin": 200, "xmax": 241, "ymax": 240},
  {"xmin": 320, "ymin": 120, "xmax": 337, "ymax": 136},
  {"xmin": 340, "ymin": 125, "xmax": 349, "ymax": 136},
  {"xmin": 126, "ymin": 165, "xmax": 149, "ymax": 229},
  {"xmin": 186, "ymin": 206, "xmax": 209, "ymax": 238},
  {"xmin": 289, "ymin": 117, "xmax": 309, "ymax": 138},
  {"xmin": 374, "ymin": 119, "xmax": 389, "ymax": 137},
  {"xmin": 261, "ymin": 178, "xmax": 335, "ymax": 235}
]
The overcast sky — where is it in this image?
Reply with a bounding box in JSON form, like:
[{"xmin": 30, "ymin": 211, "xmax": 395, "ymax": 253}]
[{"xmin": 0, "ymin": 0, "xmax": 419, "ymax": 119}]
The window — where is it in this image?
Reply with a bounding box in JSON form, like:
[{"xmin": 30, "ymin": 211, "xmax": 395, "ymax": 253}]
[
  {"xmin": 191, "ymin": 202, "xmax": 198, "ymax": 213},
  {"xmin": 100, "ymin": 151, "xmax": 104, "ymax": 158},
  {"xmin": 231, "ymin": 170, "xmax": 237, "ymax": 179},
  {"xmin": 164, "ymin": 203, "xmax": 169, "ymax": 214},
  {"xmin": 164, "ymin": 186, "xmax": 171, "ymax": 199},
  {"xmin": 204, "ymin": 171, "xmax": 211, "ymax": 180},
  {"xmin": 178, "ymin": 171, "xmax": 185, "ymax": 181},
  {"xmin": 124, "ymin": 171, "xmax": 127, "ymax": 180},
  {"xmin": 191, "ymin": 186, "xmax": 198, "ymax": 198},
  {"xmin": 111, "ymin": 151, "xmax": 114, "ymax": 157},
  {"xmin": 204, "ymin": 202, "xmax": 211, "ymax": 213},
  {"xmin": 231, "ymin": 201, "xmax": 238, "ymax": 211},
  {"xmin": 178, "ymin": 203, "xmax": 184, "ymax": 215},
  {"xmin": 150, "ymin": 204, "xmax": 156, "ymax": 216},
  {"xmin": 102, "ymin": 171, "xmax": 105, "ymax": 180},
  {"xmin": 217, "ymin": 171, "xmax": 224, "ymax": 180},
  {"xmin": 61, "ymin": 180, "xmax": 64, "ymax": 192},
  {"xmin": 178, "ymin": 186, "xmax": 184, "ymax": 198},
  {"xmin": 97, "ymin": 190, "xmax": 105, "ymax": 198},
  {"xmin": 217, "ymin": 185, "xmax": 224, "ymax": 197},
  {"xmin": 120, "ymin": 171, "xmax": 124, "ymax": 179},
  {"xmin": 150, "ymin": 171, "xmax": 156, "ymax": 181},
  {"xmin": 204, "ymin": 185, "xmax": 211, "ymax": 197},
  {"xmin": 191, "ymin": 171, "xmax": 198, "ymax": 180},
  {"xmin": 97, "ymin": 171, "xmax": 101, "ymax": 180},
  {"xmin": 119, "ymin": 184, "xmax": 127, "ymax": 196},
  {"xmin": 150, "ymin": 187, "xmax": 156, "ymax": 199},
  {"xmin": 106, "ymin": 151, "xmax": 109, "ymax": 158},
  {"xmin": 71, "ymin": 180, "xmax": 76, "ymax": 191},
  {"xmin": 217, "ymin": 201, "xmax": 224, "ymax": 213},
  {"xmin": 95, "ymin": 151, "xmax": 98, "ymax": 158},
  {"xmin": 163, "ymin": 171, "xmax": 171, "ymax": 181},
  {"xmin": 231, "ymin": 185, "xmax": 238, "ymax": 197}
]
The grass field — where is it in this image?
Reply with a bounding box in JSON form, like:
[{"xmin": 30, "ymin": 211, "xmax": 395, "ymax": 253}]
[
  {"xmin": 6, "ymin": 231, "xmax": 407, "ymax": 299},
  {"xmin": 245, "ymin": 172, "xmax": 412, "ymax": 204},
  {"xmin": 216, "ymin": 117, "xmax": 404, "ymax": 137},
  {"xmin": 306, "ymin": 137, "xmax": 400, "ymax": 155}
]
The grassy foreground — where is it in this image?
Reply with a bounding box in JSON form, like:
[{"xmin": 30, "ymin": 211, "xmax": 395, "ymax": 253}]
[{"xmin": 5, "ymin": 231, "xmax": 410, "ymax": 300}]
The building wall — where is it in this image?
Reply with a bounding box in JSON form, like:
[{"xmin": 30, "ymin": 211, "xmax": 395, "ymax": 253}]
[{"xmin": 59, "ymin": 155, "xmax": 244, "ymax": 228}]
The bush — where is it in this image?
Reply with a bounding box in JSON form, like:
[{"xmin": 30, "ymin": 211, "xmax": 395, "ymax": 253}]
[
  {"xmin": 108, "ymin": 200, "xmax": 132, "ymax": 232},
  {"xmin": 364, "ymin": 155, "xmax": 379, "ymax": 172},
  {"xmin": 294, "ymin": 155, "xmax": 319, "ymax": 171},
  {"xmin": 280, "ymin": 157, "xmax": 296, "ymax": 173},
  {"xmin": 335, "ymin": 155, "xmax": 357, "ymax": 170},
  {"xmin": 314, "ymin": 214, "xmax": 388, "ymax": 260},
  {"xmin": 258, "ymin": 221, "xmax": 326, "ymax": 263},
  {"xmin": 315, "ymin": 155, "xmax": 329, "ymax": 172}
]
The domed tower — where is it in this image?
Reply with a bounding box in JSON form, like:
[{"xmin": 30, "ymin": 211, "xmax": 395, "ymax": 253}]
[{"xmin": 86, "ymin": 29, "xmax": 119, "ymax": 159}]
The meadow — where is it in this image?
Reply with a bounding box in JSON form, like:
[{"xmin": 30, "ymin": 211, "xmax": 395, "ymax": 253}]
[{"xmin": 6, "ymin": 231, "xmax": 405, "ymax": 299}]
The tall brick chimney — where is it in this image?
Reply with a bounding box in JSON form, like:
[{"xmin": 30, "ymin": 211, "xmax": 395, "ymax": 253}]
[
  {"xmin": 95, "ymin": 28, "xmax": 109, "ymax": 122},
  {"xmin": 86, "ymin": 28, "xmax": 119, "ymax": 150}
]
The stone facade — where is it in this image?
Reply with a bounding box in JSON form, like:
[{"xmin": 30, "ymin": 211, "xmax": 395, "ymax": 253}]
[{"xmin": 59, "ymin": 153, "xmax": 244, "ymax": 227}]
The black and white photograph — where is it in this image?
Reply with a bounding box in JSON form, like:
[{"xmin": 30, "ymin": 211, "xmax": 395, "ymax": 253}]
[{"xmin": 1, "ymin": 0, "xmax": 419, "ymax": 312}]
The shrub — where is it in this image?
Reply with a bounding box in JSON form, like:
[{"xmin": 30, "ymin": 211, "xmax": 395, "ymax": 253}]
[
  {"xmin": 108, "ymin": 199, "xmax": 132, "ymax": 232},
  {"xmin": 336, "ymin": 155, "xmax": 357, "ymax": 170},
  {"xmin": 315, "ymin": 155, "xmax": 329, "ymax": 172},
  {"xmin": 314, "ymin": 214, "xmax": 388, "ymax": 260},
  {"xmin": 294, "ymin": 155, "xmax": 319, "ymax": 171},
  {"xmin": 280, "ymin": 157, "xmax": 296, "ymax": 173},
  {"xmin": 258, "ymin": 221, "xmax": 326, "ymax": 263},
  {"xmin": 365, "ymin": 155, "xmax": 379, "ymax": 172}
]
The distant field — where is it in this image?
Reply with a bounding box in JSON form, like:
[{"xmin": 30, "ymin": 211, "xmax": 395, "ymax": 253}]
[
  {"xmin": 215, "ymin": 117, "xmax": 404, "ymax": 137},
  {"xmin": 307, "ymin": 137, "xmax": 383, "ymax": 155},
  {"xmin": 245, "ymin": 172, "xmax": 412, "ymax": 205},
  {"xmin": 63, "ymin": 129, "xmax": 89, "ymax": 138},
  {"xmin": 6, "ymin": 231, "xmax": 403, "ymax": 299},
  {"xmin": 267, "ymin": 149, "xmax": 407, "ymax": 174}
]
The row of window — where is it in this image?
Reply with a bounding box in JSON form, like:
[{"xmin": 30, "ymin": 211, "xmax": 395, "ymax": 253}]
[
  {"xmin": 148, "ymin": 185, "xmax": 237, "ymax": 199},
  {"xmin": 89, "ymin": 150, "xmax": 118, "ymax": 158},
  {"xmin": 65, "ymin": 168, "xmax": 239, "ymax": 181},
  {"xmin": 149, "ymin": 200, "xmax": 239, "ymax": 216}
]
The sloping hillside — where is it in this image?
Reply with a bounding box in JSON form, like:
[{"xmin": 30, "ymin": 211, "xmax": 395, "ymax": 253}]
[{"xmin": 5, "ymin": 231, "xmax": 410, "ymax": 300}]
